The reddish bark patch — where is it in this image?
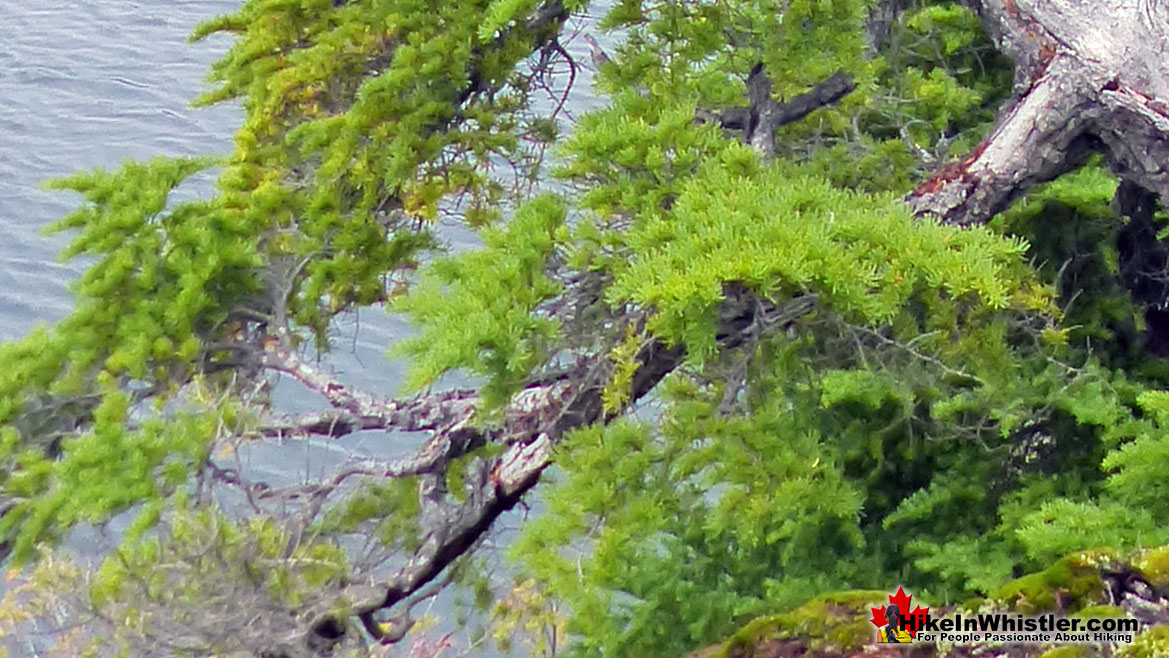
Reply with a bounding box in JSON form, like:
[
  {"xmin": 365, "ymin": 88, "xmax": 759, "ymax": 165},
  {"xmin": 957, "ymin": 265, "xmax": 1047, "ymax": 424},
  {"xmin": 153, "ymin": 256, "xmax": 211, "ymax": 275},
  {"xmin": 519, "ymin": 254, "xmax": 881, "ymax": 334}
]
[
  {"xmin": 1037, "ymin": 43, "xmax": 1056, "ymax": 70},
  {"xmin": 910, "ymin": 141, "xmax": 987, "ymax": 198},
  {"xmin": 911, "ymin": 163, "xmax": 963, "ymax": 196},
  {"xmin": 960, "ymin": 140, "xmax": 988, "ymax": 169}
]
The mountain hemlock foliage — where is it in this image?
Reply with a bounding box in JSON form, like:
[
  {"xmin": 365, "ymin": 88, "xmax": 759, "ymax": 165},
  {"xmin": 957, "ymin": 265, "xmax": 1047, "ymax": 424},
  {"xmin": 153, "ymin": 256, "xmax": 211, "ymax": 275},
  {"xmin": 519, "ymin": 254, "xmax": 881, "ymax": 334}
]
[{"xmin": 1, "ymin": 0, "xmax": 1168, "ymax": 656}]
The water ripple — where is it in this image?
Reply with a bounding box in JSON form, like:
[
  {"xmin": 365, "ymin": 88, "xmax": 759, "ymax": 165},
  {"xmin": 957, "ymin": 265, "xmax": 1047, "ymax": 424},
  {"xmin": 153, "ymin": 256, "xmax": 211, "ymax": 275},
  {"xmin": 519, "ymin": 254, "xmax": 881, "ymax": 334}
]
[{"xmin": 0, "ymin": 0, "xmax": 242, "ymax": 338}]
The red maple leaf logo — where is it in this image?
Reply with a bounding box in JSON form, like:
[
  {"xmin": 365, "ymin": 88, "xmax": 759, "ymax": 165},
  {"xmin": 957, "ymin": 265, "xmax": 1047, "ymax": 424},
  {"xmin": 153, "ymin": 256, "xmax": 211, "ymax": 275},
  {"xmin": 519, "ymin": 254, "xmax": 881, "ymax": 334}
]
[{"xmin": 870, "ymin": 586, "xmax": 929, "ymax": 638}]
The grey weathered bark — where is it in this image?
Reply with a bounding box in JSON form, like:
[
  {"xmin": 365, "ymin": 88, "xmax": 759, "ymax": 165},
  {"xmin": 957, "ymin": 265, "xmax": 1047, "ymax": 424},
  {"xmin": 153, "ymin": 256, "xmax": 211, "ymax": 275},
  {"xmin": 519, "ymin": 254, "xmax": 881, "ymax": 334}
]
[
  {"xmin": 255, "ymin": 288, "xmax": 815, "ymax": 656},
  {"xmin": 907, "ymin": 0, "xmax": 1169, "ymax": 226},
  {"xmin": 292, "ymin": 2, "xmax": 1169, "ymax": 653},
  {"xmin": 866, "ymin": 0, "xmax": 915, "ymax": 50},
  {"xmin": 133, "ymin": 3, "xmax": 1169, "ymax": 655},
  {"xmin": 745, "ymin": 64, "xmax": 856, "ymax": 160}
]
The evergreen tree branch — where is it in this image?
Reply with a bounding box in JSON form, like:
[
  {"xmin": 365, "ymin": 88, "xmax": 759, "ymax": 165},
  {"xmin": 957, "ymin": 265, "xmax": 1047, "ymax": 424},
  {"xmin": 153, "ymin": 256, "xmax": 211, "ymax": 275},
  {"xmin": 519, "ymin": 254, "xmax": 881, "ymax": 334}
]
[
  {"xmin": 698, "ymin": 68, "xmax": 857, "ymax": 157},
  {"xmin": 296, "ymin": 291, "xmax": 814, "ymax": 650},
  {"xmin": 746, "ymin": 66, "xmax": 857, "ymax": 159}
]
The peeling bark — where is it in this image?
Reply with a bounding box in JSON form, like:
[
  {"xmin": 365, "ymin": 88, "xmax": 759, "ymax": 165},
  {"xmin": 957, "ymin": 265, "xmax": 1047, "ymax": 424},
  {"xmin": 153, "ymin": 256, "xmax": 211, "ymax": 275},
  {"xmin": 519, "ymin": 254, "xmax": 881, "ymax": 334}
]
[{"xmin": 909, "ymin": 0, "xmax": 1169, "ymax": 226}]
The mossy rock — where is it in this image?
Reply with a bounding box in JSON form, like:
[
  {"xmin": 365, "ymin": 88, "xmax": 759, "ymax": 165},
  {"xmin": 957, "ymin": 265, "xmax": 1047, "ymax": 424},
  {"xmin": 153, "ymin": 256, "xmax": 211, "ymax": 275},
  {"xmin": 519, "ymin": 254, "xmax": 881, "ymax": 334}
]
[
  {"xmin": 719, "ymin": 590, "xmax": 888, "ymax": 657},
  {"xmin": 958, "ymin": 597, "xmax": 987, "ymax": 613},
  {"xmin": 1072, "ymin": 604, "xmax": 1126, "ymax": 619},
  {"xmin": 682, "ymin": 548, "xmax": 1165, "ymax": 658},
  {"xmin": 1118, "ymin": 624, "xmax": 1169, "ymax": 658},
  {"xmin": 1133, "ymin": 547, "xmax": 1169, "ymax": 591},
  {"xmin": 994, "ymin": 551, "xmax": 1113, "ymax": 614}
]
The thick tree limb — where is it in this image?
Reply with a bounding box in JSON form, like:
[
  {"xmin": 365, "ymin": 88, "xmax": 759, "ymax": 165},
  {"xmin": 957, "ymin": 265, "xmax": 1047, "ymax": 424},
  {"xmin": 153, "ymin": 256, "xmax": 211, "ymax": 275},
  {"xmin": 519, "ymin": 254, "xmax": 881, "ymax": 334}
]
[
  {"xmin": 273, "ymin": 1, "xmax": 1169, "ymax": 653},
  {"xmin": 323, "ymin": 339, "xmax": 683, "ymax": 645},
  {"xmin": 340, "ymin": 289, "xmax": 800, "ymax": 625},
  {"xmin": 258, "ymin": 336, "xmax": 479, "ymax": 436},
  {"xmin": 276, "ymin": 290, "xmax": 815, "ymax": 653},
  {"xmin": 909, "ymin": 0, "xmax": 1169, "ymax": 225}
]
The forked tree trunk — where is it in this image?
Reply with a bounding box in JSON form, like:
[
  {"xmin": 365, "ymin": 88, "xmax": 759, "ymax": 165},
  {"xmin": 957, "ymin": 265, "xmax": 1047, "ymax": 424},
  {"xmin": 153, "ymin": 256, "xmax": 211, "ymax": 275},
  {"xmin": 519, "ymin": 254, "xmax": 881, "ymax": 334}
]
[{"xmin": 908, "ymin": 0, "xmax": 1169, "ymax": 226}]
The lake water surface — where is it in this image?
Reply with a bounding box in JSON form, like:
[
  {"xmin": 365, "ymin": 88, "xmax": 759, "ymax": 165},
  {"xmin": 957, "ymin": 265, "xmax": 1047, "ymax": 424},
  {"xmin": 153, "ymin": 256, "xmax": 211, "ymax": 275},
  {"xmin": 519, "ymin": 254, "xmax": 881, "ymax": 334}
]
[
  {"xmin": 0, "ymin": 1, "xmax": 609, "ymax": 653},
  {"xmin": 0, "ymin": 1, "xmax": 242, "ymax": 339}
]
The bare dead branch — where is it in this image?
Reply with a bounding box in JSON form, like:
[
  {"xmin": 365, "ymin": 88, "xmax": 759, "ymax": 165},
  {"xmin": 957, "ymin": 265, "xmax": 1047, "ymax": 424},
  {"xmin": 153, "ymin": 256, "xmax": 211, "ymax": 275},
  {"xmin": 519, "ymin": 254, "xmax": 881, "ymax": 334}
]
[
  {"xmin": 295, "ymin": 290, "xmax": 817, "ymax": 650},
  {"xmin": 747, "ymin": 66, "xmax": 857, "ymax": 159},
  {"xmin": 697, "ymin": 68, "xmax": 857, "ymax": 157}
]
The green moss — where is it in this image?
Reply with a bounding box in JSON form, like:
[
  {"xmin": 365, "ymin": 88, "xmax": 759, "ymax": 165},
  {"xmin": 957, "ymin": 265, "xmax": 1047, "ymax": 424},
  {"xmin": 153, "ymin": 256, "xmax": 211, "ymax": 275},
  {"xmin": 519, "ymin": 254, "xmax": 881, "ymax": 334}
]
[
  {"xmin": 1070, "ymin": 549, "xmax": 1120, "ymax": 571},
  {"xmin": 959, "ymin": 597, "xmax": 987, "ymax": 613},
  {"xmin": 1118, "ymin": 624, "xmax": 1169, "ymax": 658},
  {"xmin": 1133, "ymin": 547, "xmax": 1169, "ymax": 590},
  {"xmin": 1072, "ymin": 604, "xmax": 1126, "ymax": 619},
  {"xmin": 993, "ymin": 551, "xmax": 1112, "ymax": 614},
  {"xmin": 1039, "ymin": 646, "xmax": 1096, "ymax": 658},
  {"xmin": 720, "ymin": 590, "xmax": 887, "ymax": 657}
]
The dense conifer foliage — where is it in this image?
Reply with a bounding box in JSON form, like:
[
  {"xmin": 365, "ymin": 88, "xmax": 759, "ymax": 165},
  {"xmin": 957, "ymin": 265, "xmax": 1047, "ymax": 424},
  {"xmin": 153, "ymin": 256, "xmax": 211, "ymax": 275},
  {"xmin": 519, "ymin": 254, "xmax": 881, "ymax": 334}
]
[{"xmin": 3, "ymin": 0, "xmax": 1169, "ymax": 656}]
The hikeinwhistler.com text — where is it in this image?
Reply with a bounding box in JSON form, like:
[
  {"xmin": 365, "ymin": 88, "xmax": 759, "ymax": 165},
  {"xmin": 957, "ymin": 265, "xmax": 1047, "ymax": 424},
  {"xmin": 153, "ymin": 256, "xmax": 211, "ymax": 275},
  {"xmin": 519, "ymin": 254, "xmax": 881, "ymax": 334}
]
[{"xmin": 904, "ymin": 612, "xmax": 1140, "ymax": 644}]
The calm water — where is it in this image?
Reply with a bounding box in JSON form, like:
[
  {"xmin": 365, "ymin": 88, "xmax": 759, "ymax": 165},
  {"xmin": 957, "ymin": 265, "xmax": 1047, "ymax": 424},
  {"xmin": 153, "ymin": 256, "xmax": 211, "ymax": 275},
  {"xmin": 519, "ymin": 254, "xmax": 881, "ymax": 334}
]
[
  {"xmin": 1, "ymin": 1, "xmax": 609, "ymax": 652},
  {"xmin": 0, "ymin": 0, "xmax": 610, "ymax": 449},
  {"xmin": 0, "ymin": 1, "xmax": 242, "ymax": 339}
]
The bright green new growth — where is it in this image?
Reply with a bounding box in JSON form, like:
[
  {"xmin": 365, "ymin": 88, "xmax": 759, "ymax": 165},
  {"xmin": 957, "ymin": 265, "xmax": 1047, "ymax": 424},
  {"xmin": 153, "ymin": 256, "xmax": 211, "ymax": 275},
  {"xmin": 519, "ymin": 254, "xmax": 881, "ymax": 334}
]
[
  {"xmin": 394, "ymin": 195, "xmax": 567, "ymax": 406},
  {"xmin": 493, "ymin": 1, "xmax": 1169, "ymax": 655},
  {"xmin": 609, "ymin": 164, "xmax": 1029, "ymax": 361},
  {"xmin": 0, "ymin": 0, "xmax": 565, "ymax": 563},
  {"xmin": 0, "ymin": 156, "xmax": 261, "ymax": 563}
]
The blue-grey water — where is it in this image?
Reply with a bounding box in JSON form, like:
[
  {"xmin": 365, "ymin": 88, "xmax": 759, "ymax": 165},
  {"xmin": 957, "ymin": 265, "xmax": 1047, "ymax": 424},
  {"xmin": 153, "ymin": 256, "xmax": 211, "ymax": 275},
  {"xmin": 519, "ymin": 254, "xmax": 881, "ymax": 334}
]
[
  {"xmin": 0, "ymin": 1, "xmax": 610, "ymax": 654},
  {"xmin": 0, "ymin": 1, "xmax": 242, "ymax": 338}
]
